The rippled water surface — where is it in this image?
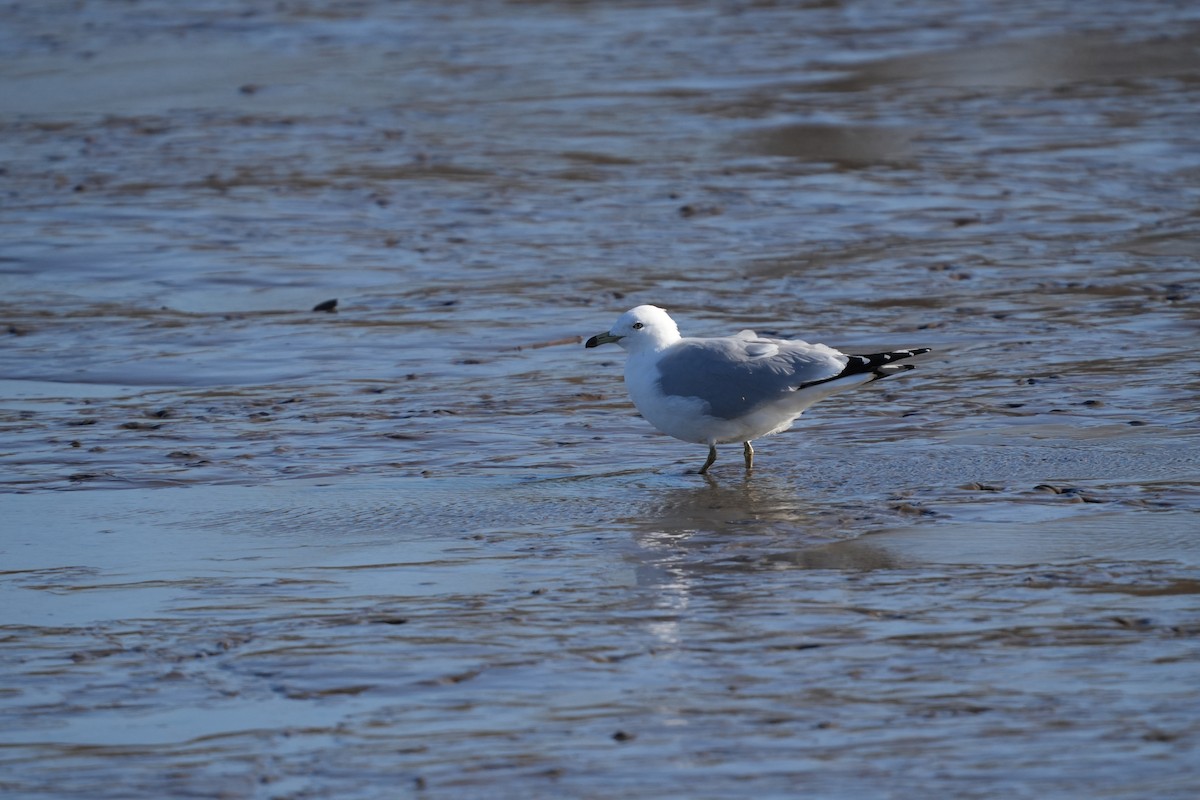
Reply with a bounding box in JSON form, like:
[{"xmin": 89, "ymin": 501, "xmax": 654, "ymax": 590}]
[{"xmin": 2, "ymin": 1, "xmax": 1199, "ymax": 797}]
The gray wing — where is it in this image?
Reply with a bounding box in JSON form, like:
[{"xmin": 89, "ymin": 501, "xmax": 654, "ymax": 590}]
[{"xmin": 655, "ymin": 334, "xmax": 846, "ymax": 420}]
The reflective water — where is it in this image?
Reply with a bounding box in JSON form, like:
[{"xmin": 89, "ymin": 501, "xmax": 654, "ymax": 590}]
[{"xmin": 2, "ymin": 1, "xmax": 1199, "ymax": 797}]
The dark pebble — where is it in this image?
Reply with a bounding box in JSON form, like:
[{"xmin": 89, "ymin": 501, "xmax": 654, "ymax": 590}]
[
  {"xmin": 678, "ymin": 203, "xmax": 721, "ymax": 218},
  {"xmin": 891, "ymin": 503, "xmax": 934, "ymax": 516}
]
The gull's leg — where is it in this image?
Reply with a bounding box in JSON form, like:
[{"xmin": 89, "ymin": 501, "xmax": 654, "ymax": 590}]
[
  {"xmin": 698, "ymin": 444, "xmax": 718, "ymax": 474},
  {"xmin": 743, "ymin": 441, "xmax": 754, "ymax": 470}
]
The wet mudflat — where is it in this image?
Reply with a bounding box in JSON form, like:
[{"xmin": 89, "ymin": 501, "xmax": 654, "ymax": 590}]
[{"xmin": 2, "ymin": 1, "xmax": 1199, "ymax": 797}]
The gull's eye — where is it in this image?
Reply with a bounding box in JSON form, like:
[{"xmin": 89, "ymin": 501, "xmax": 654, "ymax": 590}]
[{"xmin": 632, "ymin": 322, "xmax": 644, "ymax": 330}]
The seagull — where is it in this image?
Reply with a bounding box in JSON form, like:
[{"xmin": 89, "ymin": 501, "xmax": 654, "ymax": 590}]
[{"xmin": 585, "ymin": 305, "xmax": 929, "ymax": 474}]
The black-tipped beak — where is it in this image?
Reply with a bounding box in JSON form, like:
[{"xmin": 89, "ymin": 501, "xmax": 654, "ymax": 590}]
[{"xmin": 585, "ymin": 332, "xmax": 621, "ymax": 348}]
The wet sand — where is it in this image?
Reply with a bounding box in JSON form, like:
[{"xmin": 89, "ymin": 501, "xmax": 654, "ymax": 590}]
[{"xmin": 2, "ymin": 1, "xmax": 1199, "ymax": 797}]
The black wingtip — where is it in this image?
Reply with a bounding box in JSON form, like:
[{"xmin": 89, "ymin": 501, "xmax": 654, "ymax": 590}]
[
  {"xmin": 842, "ymin": 347, "xmax": 929, "ymax": 376},
  {"xmin": 795, "ymin": 347, "xmax": 928, "ymax": 391},
  {"xmin": 866, "ymin": 363, "xmax": 917, "ymax": 383}
]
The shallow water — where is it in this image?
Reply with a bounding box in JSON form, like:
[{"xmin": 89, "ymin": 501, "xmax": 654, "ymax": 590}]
[{"xmin": 2, "ymin": 1, "xmax": 1199, "ymax": 797}]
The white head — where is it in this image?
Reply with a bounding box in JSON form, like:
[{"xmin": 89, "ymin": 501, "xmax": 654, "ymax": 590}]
[{"xmin": 585, "ymin": 305, "xmax": 681, "ymax": 353}]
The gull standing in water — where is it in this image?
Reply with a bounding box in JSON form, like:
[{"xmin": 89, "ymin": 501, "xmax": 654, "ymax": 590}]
[{"xmin": 585, "ymin": 305, "xmax": 929, "ymax": 474}]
